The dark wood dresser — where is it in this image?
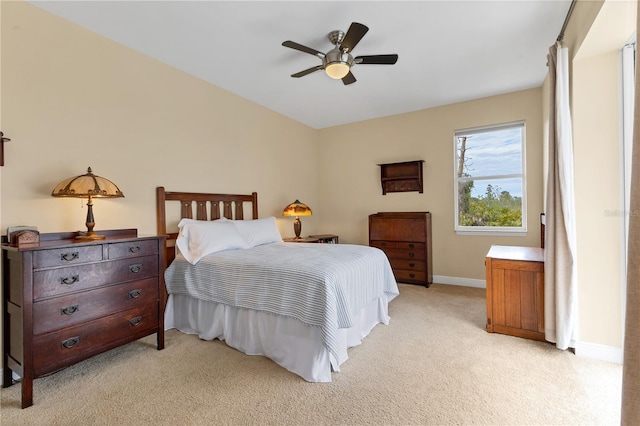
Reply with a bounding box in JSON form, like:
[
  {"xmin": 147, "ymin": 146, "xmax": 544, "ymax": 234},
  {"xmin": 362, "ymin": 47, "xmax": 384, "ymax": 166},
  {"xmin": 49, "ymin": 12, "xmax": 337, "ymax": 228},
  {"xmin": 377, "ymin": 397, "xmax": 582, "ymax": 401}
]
[
  {"xmin": 1, "ymin": 229, "xmax": 165, "ymax": 408},
  {"xmin": 369, "ymin": 212, "xmax": 433, "ymax": 287}
]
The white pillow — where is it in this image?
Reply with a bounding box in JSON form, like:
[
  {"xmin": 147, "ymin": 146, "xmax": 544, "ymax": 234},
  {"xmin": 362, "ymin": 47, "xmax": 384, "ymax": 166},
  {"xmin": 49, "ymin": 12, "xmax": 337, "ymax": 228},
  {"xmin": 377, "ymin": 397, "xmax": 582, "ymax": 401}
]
[
  {"xmin": 232, "ymin": 217, "xmax": 282, "ymax": 248},
  {"xmin": 176, "ymin": 219, "xmax": 247, "ymax": 265}
]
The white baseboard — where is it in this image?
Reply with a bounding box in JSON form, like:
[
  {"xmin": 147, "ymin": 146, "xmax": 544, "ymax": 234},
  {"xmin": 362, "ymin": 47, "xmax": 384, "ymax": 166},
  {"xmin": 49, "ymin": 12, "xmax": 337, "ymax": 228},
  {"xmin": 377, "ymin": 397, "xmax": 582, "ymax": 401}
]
[
  {"xmin": 575, "ymin": 341, "xmax": 623, "ymax": 364},
  {"xmin": 433, "ymin": 275, "xmax": 486, "ymax": 288}
]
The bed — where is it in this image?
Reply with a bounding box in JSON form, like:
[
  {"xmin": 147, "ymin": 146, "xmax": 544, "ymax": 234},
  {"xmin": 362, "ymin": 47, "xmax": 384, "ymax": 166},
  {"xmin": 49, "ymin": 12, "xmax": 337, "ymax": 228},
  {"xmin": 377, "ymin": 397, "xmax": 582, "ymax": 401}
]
[{"xmin": 156, "ymin": 187, "xmax": 399, "ymax": 382}]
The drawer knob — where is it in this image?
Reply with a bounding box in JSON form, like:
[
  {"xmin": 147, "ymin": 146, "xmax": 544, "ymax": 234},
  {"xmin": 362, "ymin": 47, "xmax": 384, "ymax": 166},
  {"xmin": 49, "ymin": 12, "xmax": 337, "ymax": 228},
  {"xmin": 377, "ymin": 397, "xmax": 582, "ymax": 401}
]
[
  {"xmin": 129, "ymin": 316, "xmax": 143, "ymax": 326},
  {"xmin": 128, "ymin": 289, "xmax": 142, "ymax": 299},
  {"xmin": 61, "ymin": 304, "xmax": 79, "ymax": 316},
  {"xmin": 408, "ymin": 243, "xmax": 415, "ymax": 248},
  {"xmin": 128, "ymin": 245, "xmax": 141, "ymax": 253},
  {"xmin": 61, "ymin": 252, "xmax": 79, "ymax": 262},
  {"xmin": 409, "ymin": 273, "xmax": 416, "ymax": 278},
  {"xmin": 60, "ymin": 275, "xmax": 79, "ymax": 286},
  {"xmin": 61, "ymin": 336, "xmax": 80, "ymax": 349},
  {"xmin": 129, "ymin": 264, "xmax": 143, "ymax": 273},
  {"xmin": 409, "ymin": 263, "xmax": 415, "ymax": 268},
  {"xmin": 409, "ymin": 252, "xmax": 415, "ymax": 258}
]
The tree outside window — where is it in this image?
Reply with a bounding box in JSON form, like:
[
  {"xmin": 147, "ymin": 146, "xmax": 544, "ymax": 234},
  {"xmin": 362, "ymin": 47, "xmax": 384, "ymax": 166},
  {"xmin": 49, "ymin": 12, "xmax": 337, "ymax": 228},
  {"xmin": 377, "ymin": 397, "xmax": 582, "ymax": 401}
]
[{"xmin": 454, "ymin": 122, "xmax": 526, "ymax": 234}]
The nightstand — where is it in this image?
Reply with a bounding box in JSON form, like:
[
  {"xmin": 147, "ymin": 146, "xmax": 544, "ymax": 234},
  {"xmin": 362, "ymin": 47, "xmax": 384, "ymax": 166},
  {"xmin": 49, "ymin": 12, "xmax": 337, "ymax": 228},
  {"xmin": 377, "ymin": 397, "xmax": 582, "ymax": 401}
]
[
  {"xmin": 309, "ymin": 234, "xmax": 339, "ymax": 244},
  {"xmin": 283, "ymin": 237, "xmax": 320, "ymax": 243}
]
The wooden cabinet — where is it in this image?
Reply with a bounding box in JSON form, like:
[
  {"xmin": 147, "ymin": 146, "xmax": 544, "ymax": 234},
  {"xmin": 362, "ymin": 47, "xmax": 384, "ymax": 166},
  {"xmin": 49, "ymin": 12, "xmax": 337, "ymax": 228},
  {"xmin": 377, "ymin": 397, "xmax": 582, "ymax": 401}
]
[
  {"xmin": 369, "ymin": 212, "xmax": 432, "ymax": 287},
  {"xmin": 485, "ymin": 245, "xmax": 545, "ymax": 342},
  {"xmin": 378, "ymin": 160, "xmax": 424, "ymax": 195},
  {"xmin": 2, "ymin": 229, "xmax": 165, "ymax": 408}
]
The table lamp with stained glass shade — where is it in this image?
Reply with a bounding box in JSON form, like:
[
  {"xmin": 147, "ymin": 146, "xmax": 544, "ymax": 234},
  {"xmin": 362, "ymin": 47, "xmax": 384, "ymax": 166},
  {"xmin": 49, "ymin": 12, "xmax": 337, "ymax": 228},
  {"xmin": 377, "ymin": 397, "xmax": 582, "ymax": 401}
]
[
  {"xmin": 282, "ymin": 199, "xmax": 312, "ymax": 240},
  {"xmin": 51, "ymin": 167, "xmax": 124, "ymax": 240}
]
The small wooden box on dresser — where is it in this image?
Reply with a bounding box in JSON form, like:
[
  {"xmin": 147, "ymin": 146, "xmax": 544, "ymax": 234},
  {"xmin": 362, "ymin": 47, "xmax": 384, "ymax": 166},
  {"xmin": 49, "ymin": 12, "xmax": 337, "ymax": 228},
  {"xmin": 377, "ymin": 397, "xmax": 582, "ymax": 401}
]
[
  {"xmin": 369, "ymin": 212, "xmax": 433, "ymax": 287},
  {"xmin": 1, "ymin": 229, "xmax": 166, "ymax": 408}
]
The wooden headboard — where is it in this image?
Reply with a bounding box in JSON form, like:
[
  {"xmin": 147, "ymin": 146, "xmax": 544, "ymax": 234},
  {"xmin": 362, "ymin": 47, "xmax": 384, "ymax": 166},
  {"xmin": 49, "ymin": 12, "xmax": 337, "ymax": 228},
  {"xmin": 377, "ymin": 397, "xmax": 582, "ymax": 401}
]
[{"xmin": 156, "ymin": 186, "xmax": 258, "ymax": 266}]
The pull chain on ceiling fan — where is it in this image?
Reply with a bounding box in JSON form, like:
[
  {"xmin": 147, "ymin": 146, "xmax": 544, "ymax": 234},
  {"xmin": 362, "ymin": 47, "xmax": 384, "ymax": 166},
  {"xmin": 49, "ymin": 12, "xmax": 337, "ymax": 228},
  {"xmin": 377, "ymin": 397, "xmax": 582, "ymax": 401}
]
[{"xmin": 282, "ymin": 22, "xmax": 398, "ymax": 86}]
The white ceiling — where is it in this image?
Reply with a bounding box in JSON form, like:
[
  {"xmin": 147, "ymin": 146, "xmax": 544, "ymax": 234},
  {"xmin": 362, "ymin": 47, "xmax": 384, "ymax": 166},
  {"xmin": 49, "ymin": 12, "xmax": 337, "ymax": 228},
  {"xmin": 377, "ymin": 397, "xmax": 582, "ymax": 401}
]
[{"xmin": 29, "ymin": 1, "xmax": 572, "ymax": 129}]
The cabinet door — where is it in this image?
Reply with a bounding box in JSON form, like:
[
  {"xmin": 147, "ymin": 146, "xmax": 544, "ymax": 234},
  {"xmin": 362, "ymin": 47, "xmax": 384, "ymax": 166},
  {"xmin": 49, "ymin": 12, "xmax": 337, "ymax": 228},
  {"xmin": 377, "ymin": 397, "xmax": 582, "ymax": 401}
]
[{"xmin": 486, "ymin": 258, "xmax": 545, "ymax": 341}]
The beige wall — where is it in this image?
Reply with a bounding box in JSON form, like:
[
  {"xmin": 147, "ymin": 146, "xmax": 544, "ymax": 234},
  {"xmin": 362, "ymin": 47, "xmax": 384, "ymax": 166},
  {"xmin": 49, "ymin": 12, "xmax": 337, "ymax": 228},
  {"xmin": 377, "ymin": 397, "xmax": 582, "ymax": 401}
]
[
  {"xmin": 317, "ymin": 89, "xmax": 544, "ymax": 280},
  {"xmin": 574, "ymin": 50, "xmax": 625, "ymax": 347}
]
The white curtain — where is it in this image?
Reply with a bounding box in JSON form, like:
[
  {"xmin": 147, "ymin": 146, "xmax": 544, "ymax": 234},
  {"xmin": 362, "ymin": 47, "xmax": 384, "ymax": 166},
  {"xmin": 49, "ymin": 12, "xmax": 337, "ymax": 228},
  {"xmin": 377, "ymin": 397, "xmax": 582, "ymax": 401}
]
[{"xmin": 544, "ymin": 41, "xmax": 578, "ymax": 350}]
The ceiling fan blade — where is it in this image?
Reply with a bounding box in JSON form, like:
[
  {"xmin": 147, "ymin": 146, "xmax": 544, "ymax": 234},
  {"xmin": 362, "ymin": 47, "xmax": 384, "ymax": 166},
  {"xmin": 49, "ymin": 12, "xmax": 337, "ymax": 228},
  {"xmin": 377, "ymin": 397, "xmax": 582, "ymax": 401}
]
[
  {"xmin": 354, "ymin": 54, "xmax": 399, "ymax": 65},
  {"xmin": 342, "ymin": 71, "xmax": 356, "ymax": 85},
  {"xmin": 340, "ymin": 22, "xmax": 369, "ymax": 53},
  {"xmin": 291, "ymin": 65, "xmax": 324, "ymax": 78},
  {"xmin": 282, "ymin": 41, "xmax": 325, "ymax": 58}
]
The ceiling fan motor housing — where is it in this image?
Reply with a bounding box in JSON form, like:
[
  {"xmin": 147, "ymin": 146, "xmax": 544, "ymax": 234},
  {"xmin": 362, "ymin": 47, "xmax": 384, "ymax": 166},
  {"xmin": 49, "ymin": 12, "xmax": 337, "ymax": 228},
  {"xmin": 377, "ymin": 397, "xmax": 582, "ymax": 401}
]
[{"xmin": 323, "ymin": 49, "xmax": 354, "ymax": 69}]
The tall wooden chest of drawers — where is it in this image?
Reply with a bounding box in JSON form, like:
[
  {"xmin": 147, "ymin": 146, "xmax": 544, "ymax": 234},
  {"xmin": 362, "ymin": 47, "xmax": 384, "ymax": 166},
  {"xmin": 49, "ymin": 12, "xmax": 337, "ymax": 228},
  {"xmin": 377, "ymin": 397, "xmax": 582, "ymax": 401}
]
[
  {"xmin": 1, "ymin": 229, "xmax": 165, "ymax": 408},
  {"xmin": 369, "ymin": 212, "xmax": 433, "ymax": 287}
]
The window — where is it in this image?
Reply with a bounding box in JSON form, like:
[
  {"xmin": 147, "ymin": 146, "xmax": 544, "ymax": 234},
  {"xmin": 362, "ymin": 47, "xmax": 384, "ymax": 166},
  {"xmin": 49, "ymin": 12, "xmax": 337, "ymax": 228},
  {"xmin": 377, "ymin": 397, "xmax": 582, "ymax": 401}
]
[{"xmin": 454, "ymin": 121, "xmax": 526, "ymax": 235}]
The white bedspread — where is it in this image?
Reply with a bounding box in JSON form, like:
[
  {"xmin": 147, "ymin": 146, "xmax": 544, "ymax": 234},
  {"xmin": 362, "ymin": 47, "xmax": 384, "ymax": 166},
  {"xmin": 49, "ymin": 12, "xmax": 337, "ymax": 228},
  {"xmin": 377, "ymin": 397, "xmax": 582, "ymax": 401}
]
[{"xmin": 164, "ymin": 242, "xmax": 399, "ymax": 367}]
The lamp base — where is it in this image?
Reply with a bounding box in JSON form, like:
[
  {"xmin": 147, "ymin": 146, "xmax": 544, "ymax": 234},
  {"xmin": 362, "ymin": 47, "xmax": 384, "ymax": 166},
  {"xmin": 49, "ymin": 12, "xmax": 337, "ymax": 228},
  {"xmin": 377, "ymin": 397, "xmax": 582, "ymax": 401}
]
[{"xmin": 76, "ymin": 232, "xmax": 106, "ymax": 241}]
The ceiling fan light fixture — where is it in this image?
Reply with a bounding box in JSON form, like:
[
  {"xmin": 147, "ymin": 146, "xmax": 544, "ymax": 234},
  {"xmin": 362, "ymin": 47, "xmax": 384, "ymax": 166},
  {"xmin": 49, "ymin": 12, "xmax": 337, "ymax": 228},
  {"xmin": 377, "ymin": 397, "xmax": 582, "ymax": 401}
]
[{"xmin": 325, "ymin": 62, "xmax": 350, "ymax": 79}]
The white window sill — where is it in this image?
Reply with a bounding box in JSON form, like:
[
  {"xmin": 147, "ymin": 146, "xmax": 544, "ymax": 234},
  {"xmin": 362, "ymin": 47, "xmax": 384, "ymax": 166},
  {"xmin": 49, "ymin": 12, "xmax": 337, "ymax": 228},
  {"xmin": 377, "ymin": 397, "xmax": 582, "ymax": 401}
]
[{"xmin": 455, "ymin": 229, "xmax": 527, "ymax": 237}]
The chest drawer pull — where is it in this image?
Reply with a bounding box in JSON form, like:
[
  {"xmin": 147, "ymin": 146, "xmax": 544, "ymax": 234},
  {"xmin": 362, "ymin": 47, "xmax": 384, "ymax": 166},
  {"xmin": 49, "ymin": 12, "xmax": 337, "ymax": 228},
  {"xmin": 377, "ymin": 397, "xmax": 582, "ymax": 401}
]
[
  {"xmin": 128, "ymin": 289, "xmax": 142, "ymax": 299},
  {"xmin": 60, "ymin": 252, "xmax": 79, "ymax": 262},
  {"xmin": 60, "ymin": 275, "xmax": 79, "ymax": 286},
  {"xmin": 409, "ymin": 252, "xmax": 415, "ymax": 258},
  {"xmin": 409, "ymin": 273, "xmax": 416, "ymax": 278},
  {"xmin": 129, "ymin": 264, "xmax": 143, "ymax": 273},
  {"xmin": 129, "ymin": 316, "xmax": 143, "ymax": 326},
  {"xmin": 61, "ymin": 305, "xmax": 79, "ymax": 316},
  {"xmin": 408, "ymin": 243, "xmax": 415, "ymax": 248},
  {"xmin": 128, "ymin": 245, "xmax": 141, "ymax": 253},
  {"xmin": 61, "ymin": 336, "xmax": 80, "ymax": 349},
  {"xmin": 409, "ymin": 263, "xmax": 415, "ymax": 268}
]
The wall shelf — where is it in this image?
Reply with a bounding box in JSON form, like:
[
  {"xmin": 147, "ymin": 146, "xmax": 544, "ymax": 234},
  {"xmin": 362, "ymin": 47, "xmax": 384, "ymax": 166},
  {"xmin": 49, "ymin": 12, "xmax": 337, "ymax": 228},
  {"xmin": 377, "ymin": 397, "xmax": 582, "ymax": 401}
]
[{"xmin": 378, "ymin": 160, "xmax": 424, "ymax": 195}]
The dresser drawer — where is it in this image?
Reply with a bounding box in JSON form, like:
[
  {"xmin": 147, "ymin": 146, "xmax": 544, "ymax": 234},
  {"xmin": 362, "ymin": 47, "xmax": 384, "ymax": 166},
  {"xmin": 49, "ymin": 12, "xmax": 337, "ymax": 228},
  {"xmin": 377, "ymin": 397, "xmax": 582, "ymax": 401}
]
[
  {"xmin": 33, "ymin": 245, "xmax": 103, "ymax": 269},
  {"xmin": 389, "ymin": 258, "xmax": 425, "ymax": 271},
  {"xmin": 371, "ymin": 240, "xmax": 398, "ymax": 249},
  {"xmin": 397, "ymin": 242, "xmax": 424, "ymax": 250},
  {"xmin": 108, "ymin": 239, "xmax": 159, "ymax": 259},
  {"xmin": 33, "ymin": 278, "xmax": 159, "ymax": 335},
  {"xmin": 380, "ymin": 247, "xmax": 425, "ymax": 261},
  {"xmin": 393, "ymin": 269, "xmax": 427, "ymax": 283},
  {"xmin": 32, "ymin": 302, "xmax": 159, "ymax": 376},
  {"xmin": 33, "ymin": 255, "xmax": 159, "ymax": 300}
]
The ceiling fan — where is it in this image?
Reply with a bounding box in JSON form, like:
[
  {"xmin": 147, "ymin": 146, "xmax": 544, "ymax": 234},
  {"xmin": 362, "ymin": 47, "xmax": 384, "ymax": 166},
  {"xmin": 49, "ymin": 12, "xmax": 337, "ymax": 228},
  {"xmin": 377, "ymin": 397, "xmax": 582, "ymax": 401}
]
[{"xmin": 282, "ymin": 22, "xmax": 398, "ymax": 86}]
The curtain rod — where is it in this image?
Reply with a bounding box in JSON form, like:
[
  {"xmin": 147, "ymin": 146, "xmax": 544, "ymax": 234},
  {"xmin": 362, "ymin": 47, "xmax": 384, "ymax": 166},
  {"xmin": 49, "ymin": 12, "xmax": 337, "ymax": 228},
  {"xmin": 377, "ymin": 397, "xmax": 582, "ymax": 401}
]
[{"xmin": 557, "ymin": 0, "xmax": 577, "ymax": 42}]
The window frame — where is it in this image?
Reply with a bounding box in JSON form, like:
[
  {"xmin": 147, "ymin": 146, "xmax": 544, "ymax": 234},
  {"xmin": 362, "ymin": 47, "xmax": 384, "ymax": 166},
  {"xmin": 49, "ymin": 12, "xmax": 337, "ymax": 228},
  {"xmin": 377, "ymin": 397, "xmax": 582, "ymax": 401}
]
[{"xmin": 453, "ymin": 121, "xmax": 527, "ymax": 236}]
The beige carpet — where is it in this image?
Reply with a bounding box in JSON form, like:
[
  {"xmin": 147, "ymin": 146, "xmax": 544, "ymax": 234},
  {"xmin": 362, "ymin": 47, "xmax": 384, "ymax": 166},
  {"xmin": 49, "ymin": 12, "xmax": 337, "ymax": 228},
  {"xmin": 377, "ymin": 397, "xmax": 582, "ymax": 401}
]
[{"xmin": 1, "ymin": 284, "xmax": 621, "ymax": 425}]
